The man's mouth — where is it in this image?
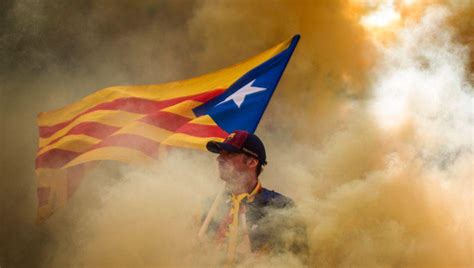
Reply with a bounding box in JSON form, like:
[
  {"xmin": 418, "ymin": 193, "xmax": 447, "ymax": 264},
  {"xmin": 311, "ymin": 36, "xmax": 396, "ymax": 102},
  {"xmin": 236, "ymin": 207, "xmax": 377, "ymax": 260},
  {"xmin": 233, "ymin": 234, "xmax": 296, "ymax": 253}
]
[{"xmin": 218, "ymin": 161, "xmax": 230, "ymax": 171}]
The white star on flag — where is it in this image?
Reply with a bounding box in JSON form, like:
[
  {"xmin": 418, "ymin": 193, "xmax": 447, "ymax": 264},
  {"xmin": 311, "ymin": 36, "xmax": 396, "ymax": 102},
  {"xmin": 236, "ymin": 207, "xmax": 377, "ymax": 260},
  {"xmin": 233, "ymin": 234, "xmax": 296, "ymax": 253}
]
[{"xmin": 217, "ymin": 79, "xmax": 266, "ymax": 108}]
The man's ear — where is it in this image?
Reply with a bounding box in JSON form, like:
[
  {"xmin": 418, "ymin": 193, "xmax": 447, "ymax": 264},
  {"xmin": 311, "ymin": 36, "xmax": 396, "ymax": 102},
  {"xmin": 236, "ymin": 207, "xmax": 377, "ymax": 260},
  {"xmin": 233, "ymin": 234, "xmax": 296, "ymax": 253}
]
[{"xmin": 246, "ymin": 157, "xmax": 258, "ymax": 169}]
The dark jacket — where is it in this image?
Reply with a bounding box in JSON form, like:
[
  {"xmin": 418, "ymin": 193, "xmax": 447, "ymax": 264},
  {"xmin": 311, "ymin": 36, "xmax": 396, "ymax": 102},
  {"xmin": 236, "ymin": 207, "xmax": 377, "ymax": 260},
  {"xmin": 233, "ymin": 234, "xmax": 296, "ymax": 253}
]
[{"xmin": 204, "ymin": 187, "xmax": 308, "ymax": 257}]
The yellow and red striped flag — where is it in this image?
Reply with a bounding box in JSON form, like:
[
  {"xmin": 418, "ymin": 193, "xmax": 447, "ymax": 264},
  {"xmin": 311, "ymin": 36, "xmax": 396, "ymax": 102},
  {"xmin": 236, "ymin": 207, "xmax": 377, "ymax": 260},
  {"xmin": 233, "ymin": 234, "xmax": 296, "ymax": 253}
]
[{"xmin": 36, "ymin": 35, "xmax": 300, "ymax": 222}]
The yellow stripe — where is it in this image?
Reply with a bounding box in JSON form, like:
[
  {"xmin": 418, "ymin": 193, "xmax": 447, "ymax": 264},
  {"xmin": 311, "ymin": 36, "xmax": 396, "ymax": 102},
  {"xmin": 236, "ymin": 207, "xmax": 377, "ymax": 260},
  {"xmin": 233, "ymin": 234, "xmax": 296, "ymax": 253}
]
[
  {"xmin": 62, "ymin": 146, "xmax": 155, "ymax": 168},
  {"xmin": 38, "ymin": 122, "xmax": 174, "ymax": 157},
  {"xmin": 36, "ymin": 168, "xmax": 67, "ymax": 184},
  {"xmin": 37, "ymin": 135, "xmax": 99, "ymax": 156},
  {"xmin": 38, "ymin": 38, "xmax": 292, "ymax": 126},
  {"xmin": 35, "ymin": 168, "xmax": 69, "ymax": 223},
  {"xmin": 37, "ymin": 205, "xmax": 53, "ymax": 223},
  {"xmin": 114, "ymin": 121, "xmax": 174, "ymax": 143},
  {"xmin": 161, "ymin": 133, "xmax": 225, "ymax": 150},
  {"xmin": 35, "ymin": 162, "xmax": 96, "ymax": 177},
  {"xmin": 189, "ymin": 115, "xmax": 218, "ymax": 126},
  {"xmin": 39, "ymin": 110, "xmax": 143, "ymax": 148},
  {"xmin": 160, "ymin": 100, "xmax": 202, "ymax": 119}
]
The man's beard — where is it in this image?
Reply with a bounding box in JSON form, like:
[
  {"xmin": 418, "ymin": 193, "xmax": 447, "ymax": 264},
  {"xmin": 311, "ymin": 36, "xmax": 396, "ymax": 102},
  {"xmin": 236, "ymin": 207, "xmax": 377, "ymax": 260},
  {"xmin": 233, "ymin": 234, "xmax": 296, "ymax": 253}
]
[{"xmin": 218, "ymin": 162, "xmax": 243, "ymax": 184}]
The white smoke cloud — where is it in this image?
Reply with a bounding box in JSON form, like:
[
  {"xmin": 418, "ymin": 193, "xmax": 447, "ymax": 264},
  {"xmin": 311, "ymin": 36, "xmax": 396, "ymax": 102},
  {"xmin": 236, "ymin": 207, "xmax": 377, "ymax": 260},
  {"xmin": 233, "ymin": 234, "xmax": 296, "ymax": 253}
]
[{"xmin": 370, "ymin": 6, "xmax": 473, "ymax": 183}]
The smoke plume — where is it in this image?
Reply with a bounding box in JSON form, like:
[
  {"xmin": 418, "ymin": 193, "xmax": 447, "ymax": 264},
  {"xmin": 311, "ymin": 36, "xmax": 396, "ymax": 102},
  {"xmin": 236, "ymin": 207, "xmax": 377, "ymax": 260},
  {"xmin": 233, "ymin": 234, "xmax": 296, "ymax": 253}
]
[{"xmin": 1, "ymin": 0, "xmax": 472, "ymax": 267}]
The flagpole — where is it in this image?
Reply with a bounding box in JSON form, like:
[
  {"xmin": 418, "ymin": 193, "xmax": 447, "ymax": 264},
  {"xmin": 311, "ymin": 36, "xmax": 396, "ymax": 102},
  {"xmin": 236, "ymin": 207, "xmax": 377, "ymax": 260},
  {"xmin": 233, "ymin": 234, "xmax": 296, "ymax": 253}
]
[{"xmin": 198, "ymin": 183, "xmax": 226, "ymax": 238}]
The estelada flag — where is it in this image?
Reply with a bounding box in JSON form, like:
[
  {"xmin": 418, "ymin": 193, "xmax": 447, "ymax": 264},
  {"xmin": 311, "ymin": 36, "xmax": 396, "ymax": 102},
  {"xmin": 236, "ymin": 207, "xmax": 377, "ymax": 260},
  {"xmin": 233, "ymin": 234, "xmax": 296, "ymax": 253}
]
[{"xmin": 35, "ymin": 35, "xmax": 300, "ymax": 222}]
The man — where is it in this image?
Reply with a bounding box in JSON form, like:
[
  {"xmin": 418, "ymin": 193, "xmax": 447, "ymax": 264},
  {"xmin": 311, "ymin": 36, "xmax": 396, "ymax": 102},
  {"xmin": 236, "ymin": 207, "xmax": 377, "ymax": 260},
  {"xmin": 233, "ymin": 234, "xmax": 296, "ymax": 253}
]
[{"xmin": 200, "ymin": 130, "xmax": 308, "ymax": 264}]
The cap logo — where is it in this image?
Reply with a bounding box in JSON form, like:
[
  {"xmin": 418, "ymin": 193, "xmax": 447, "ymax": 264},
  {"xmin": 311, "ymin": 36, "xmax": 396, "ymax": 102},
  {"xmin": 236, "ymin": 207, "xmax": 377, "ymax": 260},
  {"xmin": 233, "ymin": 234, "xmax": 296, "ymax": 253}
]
[{"xmin": 225, "ymin": 132, "xmax": 236, "ymax": 142}]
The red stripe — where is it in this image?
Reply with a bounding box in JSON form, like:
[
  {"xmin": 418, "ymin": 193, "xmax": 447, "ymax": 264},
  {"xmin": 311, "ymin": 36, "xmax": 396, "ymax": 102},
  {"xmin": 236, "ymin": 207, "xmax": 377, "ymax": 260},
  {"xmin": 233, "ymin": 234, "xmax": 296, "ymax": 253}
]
[
  {"xmin": 91, "ymin": 134, "xmax": 160, "ymax": 157},
  {"xmin": 176, "ymin": 123, "xmax": 228, "ymax": 138},
  {"xmin": 36, "ymin": 149, "xmax": 80, "ymax": 169},
  {"xmin": 41, "ymin": 121, "xmax": 69, "ymax": 138},
  {"xmin": 36, "ymin": 134, "xmax": 161, "ymax": 169},
  {"xmin": 35, "ymin": 123, "xmax": 224, "ymax": 169},
  {"xmin": 66, "ymin": 121, "xmax": 119, "ymax": 139},
  {"xmin": 37, "ymin": 187, "xmax": 50, "ymax": 206},
  {"xmin": 39, "ymin": 89, "xmax": 225, "ymax": 138},
  {"xmin": 38, "ymin": 111, "xmax": 192, "ymax": 165},
  {"xmin": 140, "ymin": 111, "xmax": 192, "ymax": 132},
  {"xmin": 41, "ymin": 122, "xmax": 120, "ymax": 149}
]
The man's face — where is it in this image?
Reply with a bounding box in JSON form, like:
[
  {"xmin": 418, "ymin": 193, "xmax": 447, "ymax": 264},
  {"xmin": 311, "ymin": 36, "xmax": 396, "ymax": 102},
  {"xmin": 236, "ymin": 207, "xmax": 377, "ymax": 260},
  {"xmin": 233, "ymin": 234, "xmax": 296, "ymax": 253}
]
[{"xmin": 217, "ymin": 151, "xmax": 253, "ymax": 183}]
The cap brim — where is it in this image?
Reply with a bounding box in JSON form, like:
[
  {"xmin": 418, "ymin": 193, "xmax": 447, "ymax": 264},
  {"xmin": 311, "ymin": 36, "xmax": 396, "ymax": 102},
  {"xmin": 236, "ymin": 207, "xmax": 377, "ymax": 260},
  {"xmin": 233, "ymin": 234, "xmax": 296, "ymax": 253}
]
[{"xmin": 206, "ymin": 141, "xmax": 241, "ymax": 154}]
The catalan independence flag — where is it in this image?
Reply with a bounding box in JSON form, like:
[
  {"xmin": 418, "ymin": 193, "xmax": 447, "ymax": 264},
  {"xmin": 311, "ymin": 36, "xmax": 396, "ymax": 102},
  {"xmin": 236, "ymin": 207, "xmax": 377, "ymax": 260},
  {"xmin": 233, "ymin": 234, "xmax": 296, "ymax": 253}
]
[{"xmin": 35, "ymin": 35, "xmax": 300, "ymax": 222}]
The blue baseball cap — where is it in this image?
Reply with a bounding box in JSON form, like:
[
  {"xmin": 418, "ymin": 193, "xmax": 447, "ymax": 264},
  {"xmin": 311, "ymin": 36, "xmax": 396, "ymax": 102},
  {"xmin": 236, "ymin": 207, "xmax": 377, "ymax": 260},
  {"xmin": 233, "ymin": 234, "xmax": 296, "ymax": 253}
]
[{"xmin": 206, "ymin": 130, "xmax": 267, "ymax": 165}]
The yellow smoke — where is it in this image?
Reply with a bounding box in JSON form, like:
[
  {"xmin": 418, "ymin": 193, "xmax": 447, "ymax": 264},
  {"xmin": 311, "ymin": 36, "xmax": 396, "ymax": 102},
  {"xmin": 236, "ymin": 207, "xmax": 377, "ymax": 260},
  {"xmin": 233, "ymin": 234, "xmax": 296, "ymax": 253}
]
[
  {"xmin": 51, "ymin": 2, "xmax": 472, "ymax": 267},
  {"xmin": 1, "ymin": 0, "xmax": 472, "ymax": 267}
]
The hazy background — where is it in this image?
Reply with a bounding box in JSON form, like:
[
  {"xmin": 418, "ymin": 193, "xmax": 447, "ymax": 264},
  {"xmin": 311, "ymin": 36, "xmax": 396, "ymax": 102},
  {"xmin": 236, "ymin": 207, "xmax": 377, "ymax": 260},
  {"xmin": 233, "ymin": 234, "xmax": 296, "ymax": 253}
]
[{"xmin": 1, "ymin": 0, "xmax": 472, "ymax": 267}]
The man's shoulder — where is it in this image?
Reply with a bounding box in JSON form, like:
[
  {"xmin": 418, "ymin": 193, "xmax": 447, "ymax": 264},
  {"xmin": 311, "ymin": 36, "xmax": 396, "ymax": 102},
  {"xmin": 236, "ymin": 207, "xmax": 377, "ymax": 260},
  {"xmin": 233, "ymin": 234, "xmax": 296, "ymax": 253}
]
[{"xmin": 253, "ymin": 187, "xmax": 295, "ymax": 209}]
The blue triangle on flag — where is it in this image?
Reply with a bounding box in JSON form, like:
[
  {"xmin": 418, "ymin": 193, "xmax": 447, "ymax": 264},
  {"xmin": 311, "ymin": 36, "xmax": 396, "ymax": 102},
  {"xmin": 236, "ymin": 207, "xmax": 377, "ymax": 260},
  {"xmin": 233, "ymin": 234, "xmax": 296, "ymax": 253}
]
[{"xmin": 193, "ymin": 35, "xmax": 300, "ymax": 134}]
